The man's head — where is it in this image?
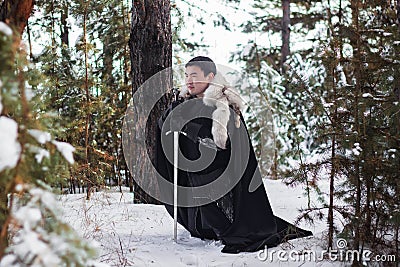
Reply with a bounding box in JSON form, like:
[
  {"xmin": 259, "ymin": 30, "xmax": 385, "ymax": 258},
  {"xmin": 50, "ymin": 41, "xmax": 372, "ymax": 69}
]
[{"xmin": 185, "ymin": 56, "xmax": 216, "ymax": 97}]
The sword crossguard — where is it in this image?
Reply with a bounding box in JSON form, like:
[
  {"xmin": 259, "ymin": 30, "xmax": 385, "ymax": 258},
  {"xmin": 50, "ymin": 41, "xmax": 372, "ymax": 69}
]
[{"xmin": 165, "ymin": 130, "xmax": 187, "ymax": 136}]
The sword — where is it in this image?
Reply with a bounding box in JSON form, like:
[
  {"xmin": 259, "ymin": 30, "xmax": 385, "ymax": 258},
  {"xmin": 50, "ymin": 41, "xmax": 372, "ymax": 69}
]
[{"xmin": 165, "ymin": 87, "xmax": 186, "ymax": 243}]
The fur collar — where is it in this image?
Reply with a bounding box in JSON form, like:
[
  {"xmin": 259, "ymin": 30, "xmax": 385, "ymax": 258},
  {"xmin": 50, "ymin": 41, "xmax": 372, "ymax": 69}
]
[{"xmin": 179, "ymin": 73, "xmax": 244, "ymax": 149}]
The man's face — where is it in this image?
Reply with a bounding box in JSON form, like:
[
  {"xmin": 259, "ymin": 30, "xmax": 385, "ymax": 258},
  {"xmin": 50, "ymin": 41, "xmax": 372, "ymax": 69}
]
[{"xmin": 185, "ymin": 65, "xmax": 214, "ymax": 97}]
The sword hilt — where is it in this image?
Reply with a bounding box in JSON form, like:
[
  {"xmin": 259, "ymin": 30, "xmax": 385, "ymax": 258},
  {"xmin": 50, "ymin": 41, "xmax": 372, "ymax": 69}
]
[{"xmin": 172, "ymin": 87, "xmax": 180, "ymax": 102}]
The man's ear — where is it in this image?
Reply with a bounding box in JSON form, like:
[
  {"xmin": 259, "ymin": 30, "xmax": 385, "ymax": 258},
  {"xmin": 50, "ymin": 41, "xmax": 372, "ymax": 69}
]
[{"xmin": 206, "ymin": 72, "xmax": 215, "ymax": 82}]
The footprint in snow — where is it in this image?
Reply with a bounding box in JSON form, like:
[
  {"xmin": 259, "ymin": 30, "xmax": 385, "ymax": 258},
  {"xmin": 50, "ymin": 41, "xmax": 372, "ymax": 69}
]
[{"xmin": 180, "ymin": 254, "xmax": 198, "ymax": 265}]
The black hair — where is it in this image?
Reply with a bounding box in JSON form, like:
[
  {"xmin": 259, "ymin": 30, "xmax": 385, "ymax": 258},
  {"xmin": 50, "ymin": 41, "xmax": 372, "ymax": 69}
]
[{"xmin": 185, "ymin": 56, "xmax": 217, "ymax": 76}]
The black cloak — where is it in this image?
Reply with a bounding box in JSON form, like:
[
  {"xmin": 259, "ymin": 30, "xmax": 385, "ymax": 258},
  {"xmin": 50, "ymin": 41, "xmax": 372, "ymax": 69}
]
[{"xmin": 154, "ymin": 97, "xmax": 312, "ymax": 254}]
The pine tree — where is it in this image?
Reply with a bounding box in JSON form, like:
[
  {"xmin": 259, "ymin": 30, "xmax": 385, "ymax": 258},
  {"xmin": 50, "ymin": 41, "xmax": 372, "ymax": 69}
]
[
  {"xmin": 232, "ymin": 0, "xmax": 328, "ymax": 180},
  {"xmin": 27, "ymin": 0, "xmax": 133, "ymax": 197},
  {"xmin": 0, "ymin": 20, "xmax": 103, "ymax": 266},
  {"xmin": 236, "ymin": 1, "xmax": 400, "ymax": 261},
  {"xmin": 273, "ymin": 0, "xmax": 400, "ymax": 262},
  {"xmin": 333, "ymin": 0, "xmax": 400, "ymax": 262}
]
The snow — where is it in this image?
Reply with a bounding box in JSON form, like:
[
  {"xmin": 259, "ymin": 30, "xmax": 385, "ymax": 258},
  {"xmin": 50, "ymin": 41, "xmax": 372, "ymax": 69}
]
[
  {"xmin": 35, "ymin": 148, "xmax": 50, "ymax": 163},
  {"xmin": 28, "ymin": 145, "xmax": 50, "ymax": 163},
  {"xmin": 59, "ymin": 179, "xmax": 342, "ymax": 266},
  {"xmin": 14, "ymin": 207, "xmax": 42, "ymax": 229},
  {"xmin": 241, "ymin": 44, "xmax": 253, "ymax": 58},
  {"xmin": 362, "ymin": 93, "xmax": 373, "ymax": 98},
  {"xmin": 0, "ymin": 255, "xmax": 17, "ymax": 267},
  {"xmin": 0, "ymin": 21, "xmax": 12, "ymax": 36},
  {"xmin": 28, "ymin": 129, "xmax": 52, "ymax": 144},
  {"xmin": 2, "ymin": 185, "xmax": 105, "ymax": 267},
  {"xmin": 13, "ymin": 230, "xmax": 59, "ymax": 265},
  {"xmin": 352, "ymin": 143, "xmax": 362, "ymax": 156},
  {"xmin": 0, "ymin": 117, "xmax": 21, "ymax": 172},
  {"xmin": 15, "ymin": 184, "xmax": 23, "ymax": 192},
  {"xmin": 66, "ymin": 17, "xmax": 74, "ymax": 27},
  {"xmin": 52, "ymin": 140, "xmax": 75, "ymax": 164},
  {"xmin": 25, "ymin": 86, "xmax": 35, "ymax": 101},
  {"xmin": 336, "ymin": 65, "xmax": 347, "ymax": 86},
  {"xmin": 26, "ymin": 130, "xmax": 75, "ymax": 164}
]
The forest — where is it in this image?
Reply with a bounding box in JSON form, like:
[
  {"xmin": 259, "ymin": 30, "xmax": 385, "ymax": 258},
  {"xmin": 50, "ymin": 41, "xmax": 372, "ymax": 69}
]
[{"xmin": 0, "ymin": 0, "xmax": 399, "ymax": 266}]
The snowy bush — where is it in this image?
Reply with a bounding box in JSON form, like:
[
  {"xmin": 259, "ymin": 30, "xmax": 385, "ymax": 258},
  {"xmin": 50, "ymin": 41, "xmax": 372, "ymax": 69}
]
[
  {"xmin": 0, "ymin": 184, "xmax": 108, "ymax": 267},
  {"xmin": 0, "ymin": 21, "xmax": 108, "ymax": 267}
]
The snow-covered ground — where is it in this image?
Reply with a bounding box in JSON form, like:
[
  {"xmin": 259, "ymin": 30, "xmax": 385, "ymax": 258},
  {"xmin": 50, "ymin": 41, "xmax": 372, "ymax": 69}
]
[{"xmin": 59, "ymin": 179, "xmax": 344, "ymax": 266}]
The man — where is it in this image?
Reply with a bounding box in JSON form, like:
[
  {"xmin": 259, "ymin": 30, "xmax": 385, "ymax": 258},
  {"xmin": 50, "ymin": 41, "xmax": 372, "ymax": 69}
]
[{"xmin": 155, "ymin": 56, "xmax": 312, "ymax": 253}]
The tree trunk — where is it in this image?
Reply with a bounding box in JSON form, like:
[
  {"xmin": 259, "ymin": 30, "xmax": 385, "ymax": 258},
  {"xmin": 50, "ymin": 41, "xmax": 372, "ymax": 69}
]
[
  {"xmin": 280, "ymin": 0, "xmax": 290, "ymax": 74},
  {"xmin": 350, "ymin": 1, "xmax": 362, "ymax": 266},
  {"xmin": 327, "ymin": 65, "xmax": 337, "ymax": 249},
  {"xmin": 128, "ymin": 0, "xmax": 171, "ymax": 204},
  {"xmin": 397, "ymin": 0, "xmax": 400, "ymax": 33},
  {"xmin": 83, "ymin": 3, "xmax": 92, "ymax": 201},
  {"xmin": 0, "ymin": 188, "xmax": 8, "ymax": 257},
  {"xmin": 60, "ymin": 0, "xmax": 69, "ymax": 47},
  {"xmin": 0, "ymin": 0, "xmax": 34, "ymax": 35}
]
